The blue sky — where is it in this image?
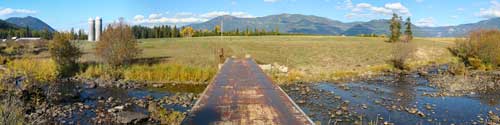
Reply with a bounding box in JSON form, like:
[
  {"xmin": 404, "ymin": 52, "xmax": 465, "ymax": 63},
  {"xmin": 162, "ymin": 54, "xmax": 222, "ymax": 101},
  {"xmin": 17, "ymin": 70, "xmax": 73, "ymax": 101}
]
[{"xmin": 1, "ymin": 0, "xmax": 499, "ymax": 31}]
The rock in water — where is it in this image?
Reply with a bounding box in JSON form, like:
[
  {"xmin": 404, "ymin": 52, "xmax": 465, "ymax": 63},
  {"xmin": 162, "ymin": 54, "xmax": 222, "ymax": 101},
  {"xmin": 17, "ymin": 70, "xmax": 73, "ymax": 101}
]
[{"xmin": 115, "ymin": 111, "xmax": 148, "ymax": 124}]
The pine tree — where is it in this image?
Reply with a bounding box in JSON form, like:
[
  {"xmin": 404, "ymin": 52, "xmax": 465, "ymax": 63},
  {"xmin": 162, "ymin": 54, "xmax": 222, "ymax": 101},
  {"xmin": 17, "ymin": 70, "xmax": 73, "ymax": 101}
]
[
  {"xmin": 245, "ymin": 27, "xmax": 249, "ymax": 36},
  {"xmin": 26, "ymin": 26, "xmax": 31, "ymax": 37},
  {"xmin": 275, "ymin": 25, "xmax": 280, "ymax": 35},
  {"xmin": 404, "ymin": 17, "xmax": 413, "ymax": 41},
  {"xmin": 388, "ymin": 13, "xmax": 401, "ymax": 43}
]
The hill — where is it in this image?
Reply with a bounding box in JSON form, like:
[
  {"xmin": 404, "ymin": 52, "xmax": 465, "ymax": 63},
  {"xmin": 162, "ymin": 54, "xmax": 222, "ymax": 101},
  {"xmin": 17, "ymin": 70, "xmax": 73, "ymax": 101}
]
[
  {"xmin": 6, "ymin": 16, "xmax": 56, "ymax": 32},
  {"xmin": 189, "ymin": 14, "xmax": 500, "ymax": 37},
  {"xmin": 0, "ymin": 19, "xmax": 19, "ymax": 30}
]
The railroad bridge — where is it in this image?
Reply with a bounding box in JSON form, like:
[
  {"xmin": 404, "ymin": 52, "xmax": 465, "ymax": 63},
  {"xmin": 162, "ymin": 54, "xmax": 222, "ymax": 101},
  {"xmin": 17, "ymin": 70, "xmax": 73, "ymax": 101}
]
[{"xmin": 182, "ymin": 57, "xmax": 314, "ymax": 125}]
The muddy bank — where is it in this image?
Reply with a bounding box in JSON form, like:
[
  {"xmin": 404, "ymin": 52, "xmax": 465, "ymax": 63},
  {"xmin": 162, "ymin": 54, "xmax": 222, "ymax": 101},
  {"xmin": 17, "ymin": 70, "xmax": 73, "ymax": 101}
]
[{"xmin": 282, "ymin": 66, "xmax": 500, "ymax": 125}]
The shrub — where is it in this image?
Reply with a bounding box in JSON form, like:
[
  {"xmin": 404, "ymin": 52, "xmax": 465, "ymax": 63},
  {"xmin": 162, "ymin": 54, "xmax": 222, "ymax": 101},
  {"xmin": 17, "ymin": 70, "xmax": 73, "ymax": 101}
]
[
  {"xmin": 0, "ymin": 55, "xmax": 9, "ymax": 65},
  {"xmin": 389, "ymin": 42, "xmax": 416, "ymax": 71},
  {"xmin": 148, "ymin": 103, "xmax": 185, "ymax": 124},
  {"xmin": 6, "ymin": 59, "xmax": 58, "ymax": 84},
  {"xmin": 49, "ymin": 32, "xmax": 82, "ymax": 77},
  {"xmin": 448, "ymin": 62, "xmax": 466, "ymax": 76},
  {"xmin": 450, "ymin": 29, "xmax": 500, "ymax": 70},
  {"xmin": 96, "ymin": 18, "xmax": 141, "ymax": 68}
]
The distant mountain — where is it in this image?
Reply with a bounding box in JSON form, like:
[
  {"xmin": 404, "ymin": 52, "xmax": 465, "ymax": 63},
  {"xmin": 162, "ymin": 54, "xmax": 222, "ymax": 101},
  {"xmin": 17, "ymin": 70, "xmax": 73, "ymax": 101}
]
[
  {"xmin": 190, "ymin": 14, "xmax": 346, "ymax": 35},
  {"xmin": 6, "ymin": 16, "xmax": 56, "ymax": 32},
  {"xmin": 189, "ymin": 14, "xmax": 500, "ymax": 37},
  {"xmin": 0, "ymin": 19, "xmax": 19, "ymax": 30}
]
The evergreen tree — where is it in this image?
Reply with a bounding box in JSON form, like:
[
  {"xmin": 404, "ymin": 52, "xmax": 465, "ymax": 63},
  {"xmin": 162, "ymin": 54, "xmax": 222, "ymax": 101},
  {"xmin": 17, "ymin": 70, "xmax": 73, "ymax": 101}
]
[
  {"xmin": 25, "ymin": 26, "xmax": 31, "ymax": 37},
  {"xmin": 388, "ymin": 13, "xmax": 401, "ymax": 43},
  {"xmin": 245, "ymin": 27, "xmax": 250, "ymax": 36},
  {"xmin": 275, "ymin": 25, "xmax": 280, "ymax": 35},
  {"xmin": 404, "ymin": 17, "xmax": 413, "ymax": 41},
  {"xmin": 254, "ymin": 28, "xmax": 258, "ymax": 36}
]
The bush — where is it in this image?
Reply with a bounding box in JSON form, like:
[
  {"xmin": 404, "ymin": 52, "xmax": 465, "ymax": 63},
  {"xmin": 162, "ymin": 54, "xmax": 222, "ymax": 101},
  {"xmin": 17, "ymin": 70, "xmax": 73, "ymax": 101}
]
[
  {"xmin": 389, "ymin": 42, "xmax": 416, "ymax": 71},
  {"xmin": 448, "ymin": 62, "xmax": 466, "ymax": 76},
  {"xmin": 0, "ymin": 55, "xmax": 9, "ymax": 65},
  {"xmin": 96, "ymin": 18, "xmax": 141, "ymax": 68},
  {"xmin": 450, "ymin": 29, "xmax": 500, "ymax": 70},
  {"xmin": 49, "ymin": 33, "xmax": 82, "ymax": 77}
]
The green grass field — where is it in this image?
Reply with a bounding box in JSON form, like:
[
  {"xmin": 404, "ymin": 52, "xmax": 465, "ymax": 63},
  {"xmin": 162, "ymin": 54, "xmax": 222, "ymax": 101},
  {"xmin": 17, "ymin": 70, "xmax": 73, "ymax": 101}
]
[{"xmin": 76, "ymin": 36, "xmax": 455, "ymax": 82}]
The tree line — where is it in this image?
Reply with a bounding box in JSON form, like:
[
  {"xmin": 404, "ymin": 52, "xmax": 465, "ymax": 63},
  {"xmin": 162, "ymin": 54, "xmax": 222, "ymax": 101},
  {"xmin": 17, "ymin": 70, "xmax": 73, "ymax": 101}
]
[
  {"xmin": 131, "ymin": 24, "xmax": 283, "ymax": 39},
  {"xmin": 0, "ymin": 27, "xmax": 54, "ymax": 40}
]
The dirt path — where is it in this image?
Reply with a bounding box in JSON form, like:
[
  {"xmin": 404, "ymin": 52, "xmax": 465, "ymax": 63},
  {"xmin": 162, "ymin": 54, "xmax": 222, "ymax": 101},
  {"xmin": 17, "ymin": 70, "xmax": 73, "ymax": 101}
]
[{"xmin": 182, "ymin": 58, "xmax": 313, "ymax": 125}]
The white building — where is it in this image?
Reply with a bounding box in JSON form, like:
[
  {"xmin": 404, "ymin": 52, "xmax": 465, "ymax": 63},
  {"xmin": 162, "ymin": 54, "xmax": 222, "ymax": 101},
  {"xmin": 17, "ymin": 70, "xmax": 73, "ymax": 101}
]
[{"xmin": 15, "ymin": 37, "xmax": 41, "ymax": 41}]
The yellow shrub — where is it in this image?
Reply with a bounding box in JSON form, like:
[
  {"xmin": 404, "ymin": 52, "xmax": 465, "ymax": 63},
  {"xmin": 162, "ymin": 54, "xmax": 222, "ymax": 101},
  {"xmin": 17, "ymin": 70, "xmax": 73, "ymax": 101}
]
[{"xmin": 7, "ymin": 58, "xmax": 58, "ymax": 83}]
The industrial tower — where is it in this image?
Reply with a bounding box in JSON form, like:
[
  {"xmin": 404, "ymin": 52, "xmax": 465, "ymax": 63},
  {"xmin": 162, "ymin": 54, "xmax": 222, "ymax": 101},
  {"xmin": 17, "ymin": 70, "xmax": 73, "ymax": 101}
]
[{"xmin": 88, "ymin": 17, "xmax": 102, "ymax": 42}]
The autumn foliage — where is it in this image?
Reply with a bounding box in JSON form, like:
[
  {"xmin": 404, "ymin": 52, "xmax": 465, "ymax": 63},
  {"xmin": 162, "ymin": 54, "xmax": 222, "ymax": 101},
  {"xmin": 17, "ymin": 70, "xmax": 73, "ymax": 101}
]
[{"xmin": 96, "ymin": 19, "xmax": 141, "ymax": 68}]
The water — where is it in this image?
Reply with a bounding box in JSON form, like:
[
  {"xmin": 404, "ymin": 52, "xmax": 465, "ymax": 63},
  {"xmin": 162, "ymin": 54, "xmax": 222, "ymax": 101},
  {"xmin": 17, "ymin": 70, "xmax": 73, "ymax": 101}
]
[
  {"xmin": 284, "ymin": 73, "xmax": 500, "ymax": 124},
  {"xmin": 66, "ymin": 84, "xmax": 206, "ymax": 124}
]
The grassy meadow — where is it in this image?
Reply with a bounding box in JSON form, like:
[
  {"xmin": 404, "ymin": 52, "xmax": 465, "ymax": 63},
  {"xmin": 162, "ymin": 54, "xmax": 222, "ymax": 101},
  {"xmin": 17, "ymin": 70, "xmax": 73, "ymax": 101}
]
[{"xmin": 74, "ymin": 36, "xmax": 455, "ymax": 83}]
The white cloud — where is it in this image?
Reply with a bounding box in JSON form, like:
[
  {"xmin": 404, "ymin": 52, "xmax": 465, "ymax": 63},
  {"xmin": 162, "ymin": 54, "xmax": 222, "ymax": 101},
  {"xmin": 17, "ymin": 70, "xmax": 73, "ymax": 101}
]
[
  {"xmin": 337, "ymin": 0, "xmax": 353, "ymax": 10},
  {"xmin": 134, "ymin": 11, "xmax": 255, "ymax": 25},
  {"xmin": 450, "ymin": 15, "xmax": 459, "ymax": 19},
  {"xmin": 134, "ymin": 15, "xmax": 145, "ymax": 21},
  {"xmin": 0, "ymin": 8, "xmax": 36, "ymax": 16},
  {"xmin": 175, "ymin": 12, "xmax": 194, "ymax": 17},
  {"xmin": 346, "ymin": 2, "xmax": 411, "ymax": 18},
  {"xmin": 264, "ymin": 0, "xmax": 279, "ymax": 3},
  {"xmin": 478, "ymin": 0, "xmax": 500, "ymax": 18},
  {"xmin": 415, "ymin": 17, "xmax": 435, "ymax": 27},
  {"xmin": 384, "ymin": 3, "xmax": 410, "ymax": 15},
  {"xmin": 148, "ymin": 13, "xmax": 162, "ymax": 19}
]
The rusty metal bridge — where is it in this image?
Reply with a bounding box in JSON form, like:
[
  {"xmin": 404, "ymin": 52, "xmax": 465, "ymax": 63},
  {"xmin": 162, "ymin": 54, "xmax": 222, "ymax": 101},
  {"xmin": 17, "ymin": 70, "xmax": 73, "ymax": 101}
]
[{"xmin": 182, "ymin": 58, "xmax": 314, "ymax": 125}]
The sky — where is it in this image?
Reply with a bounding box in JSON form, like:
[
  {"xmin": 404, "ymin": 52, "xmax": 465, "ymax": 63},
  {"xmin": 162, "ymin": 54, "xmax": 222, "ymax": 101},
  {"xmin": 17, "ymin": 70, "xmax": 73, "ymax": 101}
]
[{"xmin": 0, "ymin": 0, "xmax": 499, "ymax": 31}]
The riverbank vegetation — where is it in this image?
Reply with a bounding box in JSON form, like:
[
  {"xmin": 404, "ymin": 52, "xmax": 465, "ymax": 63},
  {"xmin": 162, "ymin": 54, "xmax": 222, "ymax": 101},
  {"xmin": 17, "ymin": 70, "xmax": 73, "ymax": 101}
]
[{"xmin": 449, "ymin": 29, "xmax": 500, "ymax": 71}]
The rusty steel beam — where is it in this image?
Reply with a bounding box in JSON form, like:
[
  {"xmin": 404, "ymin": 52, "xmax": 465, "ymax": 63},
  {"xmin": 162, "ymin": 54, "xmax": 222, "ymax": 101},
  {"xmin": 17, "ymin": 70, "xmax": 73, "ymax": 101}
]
[{"xmin": 182, "ymin": 58, "xmax": 314, "ymax": 125}]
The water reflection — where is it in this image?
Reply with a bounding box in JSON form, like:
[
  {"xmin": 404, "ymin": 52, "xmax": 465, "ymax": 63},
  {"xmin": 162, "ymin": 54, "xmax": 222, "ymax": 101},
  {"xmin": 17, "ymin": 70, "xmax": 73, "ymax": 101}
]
[{"xmin": 289, "ymin": 73, "xmax": 500, "ymax": 124}]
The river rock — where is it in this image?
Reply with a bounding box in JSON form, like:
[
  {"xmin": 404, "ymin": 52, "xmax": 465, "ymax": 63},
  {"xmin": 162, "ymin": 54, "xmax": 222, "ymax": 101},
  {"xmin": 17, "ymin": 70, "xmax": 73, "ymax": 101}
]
[{"xmin": 115, "ymin": 111, "xmax": 148, "ymax": 124}]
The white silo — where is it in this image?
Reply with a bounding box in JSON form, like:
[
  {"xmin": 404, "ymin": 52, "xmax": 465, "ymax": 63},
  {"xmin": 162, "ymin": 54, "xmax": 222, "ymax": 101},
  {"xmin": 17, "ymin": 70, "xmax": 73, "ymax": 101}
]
[
  {"xmin": 95, "ymin": 17, "xmax": 102, "ymax": 41},
  {"xmin": 88, "ymin": 18, "xmax": 95, "ymax": 41}
]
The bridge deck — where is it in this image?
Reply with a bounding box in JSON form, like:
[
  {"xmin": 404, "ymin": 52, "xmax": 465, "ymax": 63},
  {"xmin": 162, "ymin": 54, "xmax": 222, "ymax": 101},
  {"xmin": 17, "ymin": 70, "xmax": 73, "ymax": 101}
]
[{"xmin": 182, "ymin": 58, "xmax": 313, "ymax": 125}]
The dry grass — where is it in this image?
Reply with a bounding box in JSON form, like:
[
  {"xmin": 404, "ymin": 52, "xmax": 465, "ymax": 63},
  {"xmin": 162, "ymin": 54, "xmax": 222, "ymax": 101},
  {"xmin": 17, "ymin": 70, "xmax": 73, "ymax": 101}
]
[{"xmin": 74, "ymin": 36, "xmax": 453, "ymax": 82}]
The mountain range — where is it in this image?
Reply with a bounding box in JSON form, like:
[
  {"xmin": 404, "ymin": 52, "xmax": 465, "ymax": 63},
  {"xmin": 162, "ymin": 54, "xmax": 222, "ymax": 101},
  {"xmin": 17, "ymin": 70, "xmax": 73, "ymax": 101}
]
[
  {"xmin": 5, "ymin": 16, "xmax": 56, "ymax": 32},
  {"xmin": 1, "ymin": 14, "xmax": 499, "ymax": 37},
  {"xmin": 190, "ymin": 14, "xmax": 500, "ymax": 37}
]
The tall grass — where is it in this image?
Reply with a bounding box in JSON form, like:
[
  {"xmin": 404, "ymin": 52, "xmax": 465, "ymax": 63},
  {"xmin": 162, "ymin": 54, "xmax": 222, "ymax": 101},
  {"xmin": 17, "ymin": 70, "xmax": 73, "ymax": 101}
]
[
  {"xmin": 123, "ymin": 63, "xmax": 215, "ymax": 83},
  {"xmin": 5, "ymin": 58, "xmax": 58, "ymax": 83},
  {"xmin": 78, "ymin": 63, "xmax": 216, "ymax": 84}
]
